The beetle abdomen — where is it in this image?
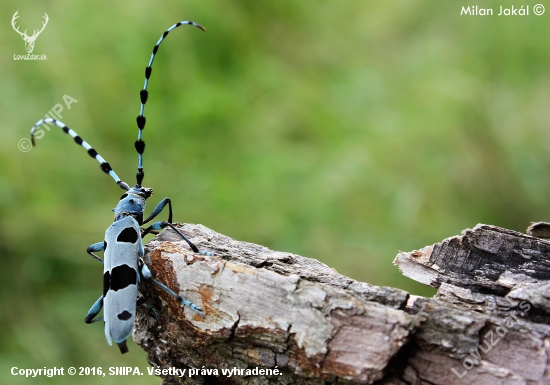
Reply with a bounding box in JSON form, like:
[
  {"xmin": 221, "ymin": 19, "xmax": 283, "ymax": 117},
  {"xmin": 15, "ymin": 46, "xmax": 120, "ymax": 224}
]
[{"xmin": 103, "ymin": 216, "xmax": 142, "ymax": 351}]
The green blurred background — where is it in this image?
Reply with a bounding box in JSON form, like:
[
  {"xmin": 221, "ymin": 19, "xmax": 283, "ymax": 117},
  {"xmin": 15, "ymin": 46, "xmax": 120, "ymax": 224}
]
[{"xmin": 1, "ymin": 0, "xmax": 550, "ymax": 383}]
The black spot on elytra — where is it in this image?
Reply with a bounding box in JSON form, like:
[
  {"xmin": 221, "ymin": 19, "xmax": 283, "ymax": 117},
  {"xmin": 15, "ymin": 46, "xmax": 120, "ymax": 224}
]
[
  {"xmin": 110, "ymin": 265, "xmax": 137, "ymax": 291},
  {"xmin": 117, "ymin": 227, "xmax": 138, "ymax": 243},
  {"xmin": 104, "ymin": 240, "xmax": 107, "ymax": 251},
  {"xmin": 117, "ymin": 311, "xmax": 132, "ymax": 321},
  {"xmin": 103, "ymin": 271, "xmax": 110, "ymax": 297}
]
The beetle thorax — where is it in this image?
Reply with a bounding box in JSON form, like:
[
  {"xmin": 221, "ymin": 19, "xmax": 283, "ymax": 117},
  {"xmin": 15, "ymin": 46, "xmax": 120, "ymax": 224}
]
[{"xmin": 113, "ymin": 186, "xmax": 153, "ymax": 224}]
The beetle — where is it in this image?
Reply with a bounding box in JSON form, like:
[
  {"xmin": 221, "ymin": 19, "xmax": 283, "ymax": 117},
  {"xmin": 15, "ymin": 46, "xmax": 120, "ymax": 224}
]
[{"xmin": 29, "ymin": 20, "xmax": 214, "ymax": 354}]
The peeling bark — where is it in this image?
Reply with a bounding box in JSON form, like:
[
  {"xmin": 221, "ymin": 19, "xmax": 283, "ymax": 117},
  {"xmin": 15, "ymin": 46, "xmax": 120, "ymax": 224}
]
[{"xmin": 134, "ymin": 223, "xmax": 550, "ymax": 384}]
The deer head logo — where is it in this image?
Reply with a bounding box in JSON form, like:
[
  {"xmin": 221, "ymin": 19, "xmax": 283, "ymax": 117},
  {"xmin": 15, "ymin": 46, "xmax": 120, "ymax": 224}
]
[{"xmin": 11, "ymin": 11, "xmax": 49, "ymax": 54}]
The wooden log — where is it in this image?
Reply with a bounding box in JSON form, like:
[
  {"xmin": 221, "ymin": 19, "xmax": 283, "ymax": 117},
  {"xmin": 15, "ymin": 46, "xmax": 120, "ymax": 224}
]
[{"xmin": 134, "ymin": 223, "xmax": 550, "ymax": 384}]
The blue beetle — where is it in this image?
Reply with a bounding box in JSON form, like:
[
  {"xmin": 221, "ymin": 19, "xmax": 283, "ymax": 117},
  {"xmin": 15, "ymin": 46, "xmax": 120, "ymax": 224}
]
[{"xmin": 29, "ymin": 21, "xmax": 214, "ymax": 353}]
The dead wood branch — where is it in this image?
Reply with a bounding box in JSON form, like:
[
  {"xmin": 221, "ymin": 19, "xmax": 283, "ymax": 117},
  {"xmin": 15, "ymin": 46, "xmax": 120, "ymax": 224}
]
[{"xmin": 134, "ymin": 224, "xmax": 550, "ymax": 384}]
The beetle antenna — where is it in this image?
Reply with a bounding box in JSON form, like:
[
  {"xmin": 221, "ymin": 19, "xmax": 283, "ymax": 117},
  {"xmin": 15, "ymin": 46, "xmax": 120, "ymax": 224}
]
[
  {"xmin": 135, "ymin": 20, "xmax": 205, "ymax": 187},
  {"xmin": 31, "ymin": 118, "xmax": 130, "ymax": 191}
]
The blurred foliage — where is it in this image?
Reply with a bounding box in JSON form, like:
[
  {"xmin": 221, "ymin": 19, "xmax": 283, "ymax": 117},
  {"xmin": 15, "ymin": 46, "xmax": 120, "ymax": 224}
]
[{"xmin": 1, "ymin": 0, "xmax": 550, "ymax": 383}]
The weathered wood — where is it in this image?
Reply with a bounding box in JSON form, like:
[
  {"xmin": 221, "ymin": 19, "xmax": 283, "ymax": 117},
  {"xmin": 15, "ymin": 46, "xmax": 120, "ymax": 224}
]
[
  {"xmin": 527, "ymin": 222, "xmax": 550, "ymax": 239},
  {"xmin": 134, "ymin": 223, "xmax": 550, "ymax": 384},
  {"xmin": 396, "ymin": 224, "xmax": 550, "ymax": 293}
]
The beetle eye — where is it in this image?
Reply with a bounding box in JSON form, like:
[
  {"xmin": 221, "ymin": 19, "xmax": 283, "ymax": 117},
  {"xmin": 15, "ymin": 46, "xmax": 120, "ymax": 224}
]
[{"xmin": 120, "ymin": 193, "xmax": 128, "ymax": 199}]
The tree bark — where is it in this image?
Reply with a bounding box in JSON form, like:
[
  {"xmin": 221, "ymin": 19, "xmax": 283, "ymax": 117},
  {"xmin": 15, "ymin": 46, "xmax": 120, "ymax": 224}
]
[{"xmin": 134, "ymin": 223, "xmax": 550, "ymax": 384}]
